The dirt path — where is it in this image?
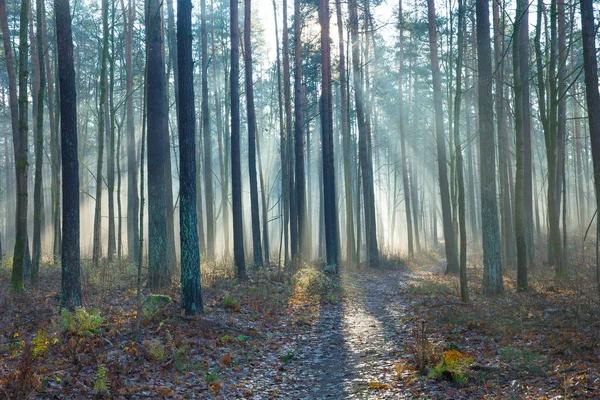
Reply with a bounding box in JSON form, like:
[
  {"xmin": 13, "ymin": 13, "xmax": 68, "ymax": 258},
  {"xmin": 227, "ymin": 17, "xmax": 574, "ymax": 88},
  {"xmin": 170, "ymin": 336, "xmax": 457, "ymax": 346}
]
[{"xmin": 252, "ymin": 269, "xmax": 422, "ymax": 399}]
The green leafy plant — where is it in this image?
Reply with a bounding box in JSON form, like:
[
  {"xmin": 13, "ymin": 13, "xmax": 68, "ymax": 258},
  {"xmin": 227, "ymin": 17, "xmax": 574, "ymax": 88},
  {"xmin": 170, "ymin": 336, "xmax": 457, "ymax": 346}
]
[
  {"xmin": 31, "ymin": 330, "xmax": 50, "ymax": 359},
  {"xmin": 429, "ymin": 349, "xmax": 474, "ymax": 385},
  {"xmin": 222, "ymin": 294, "xmax": 239, "ymax": 310},
  {"xmin": 60, "ymin": 308, "xmax": 104, "ymax": 336},
  {"xmin": 93, "ymin": 364, "xmax": 110, "ymax": 396},
  {"xmin": 144, "ymin": 339, "xmax": 167, "ymax": 362}
]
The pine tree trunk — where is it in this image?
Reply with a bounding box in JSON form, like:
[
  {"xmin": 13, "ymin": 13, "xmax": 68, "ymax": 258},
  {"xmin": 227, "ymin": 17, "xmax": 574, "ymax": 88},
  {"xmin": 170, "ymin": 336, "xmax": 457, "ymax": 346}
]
[
  {"xmin": 177, "ymin": 0, "xmax": 203, "ymax": 315},
  {"xmin": 92, "ymin": 0, "xmax": 109, "ymax": 268},
  {"xmin": 201, "ymin": 0, "xmax": 214, "ymax": 261},
  {"xmin": 55, "ymin": 0, "xmax": 82, "ymax": 310},
  {"xmin": 230, "ymin": 0, "xmax": 246, "ymax": 278},
  {"xmin": 146, "ymin": 0, "xmax": 171, "ymax": 288},
  {"xmin": 476, "ymin": 0, "xmax": 504, "ymax": 295},
  {"xmin": 427, "ymin": 0, "xmax": 459, "ymax": 275},
  {"xmin": 335, "ymin": 0, "xmax": 356, "ymax": 265},
  {"xmin": 244, "ymin": 0, "xmax": 263, "ymax": 269},
  {"xmin": 580, "ymin": 0, "xmax": 600, "ymax": 292},
  {"xmin": 398, "ymin": 0, "xmax": 413, "ymax": 259},
  {"xmin": 349, "ymin": 0, "xmax": 378, "ymax": 267},
  {"xmin": 319, "ymin": 0, "xmax": 339, "ymax": 271},
  {"xmin": 123, "ymin": 0, "xmax": 139, "ymax": 264}
]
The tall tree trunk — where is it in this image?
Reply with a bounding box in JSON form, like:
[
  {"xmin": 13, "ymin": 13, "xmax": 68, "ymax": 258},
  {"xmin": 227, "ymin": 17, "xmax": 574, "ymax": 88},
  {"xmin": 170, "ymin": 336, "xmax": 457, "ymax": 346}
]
[
  {"xmin": 513, "ymin": 0, "xmax": 530, "ymax": 290},
  {"xmin": 10, "ymin": 0, "xmax": 31, "ymax": 292},
  {"xmin": 201, "ymin": 0, "xmax": 214, "ymax": 261},
  {"xmin": 257, "ymin": 130, "xmax": 270, "ymax": 267},
  {"xmin": 427, "ymin": 0, "xmax": 459, "ymax": 275},
  {"xmin": 177, "ymin": 0, "xmax": 203, "ymax": 315},
  {"xmin": 319, "ymin": 0, "xmax": 339, "ymax": 272},
  {"xmin": 349, "ymin": 0, "xmax": 378, "ymax": 267},
  {"xmin": 0, "ymin": 1, "xmax": 18, "ymax": 267},
  {"xmin": 282, "ymin": 0, "xmax": 297, "ymax": 261},
  {"xmin": 107, "ymin": 0, "xmax": 117, "ymax": 262},
  {"xmin": 55, "ymin": 0, "xmax": 82, "ymax": 310},
  {"xmin": 476, "ymin": 0, "xmax": 503, "ymax": 295},
  {"xmin": 398, "ymin": 0, "xmax": 414, "ymax": 259},
  {"xmin": 123, "ymin": 0, "xmax": 139, "ymax": 264},
  {"xmin": 535, "ymin": 0, "xmax": 563, "ymax": 276},
  {"xmin": 244, "ymin": 0, "xmax": 263, "ymax": 269},
  {"xmin": 93, "ymin": 0, "xmax": 109, "ymax": 268},
  {"xmin": 43, "ymin": 2, "xmax": 61, "ymax": 262},
  {"xmin": 212, "ymin": 0, "xmax": 228, "ymax": 258},
  {"xmin": 294, "ymin": 0, "xmax": 306, "ymax": 257},
  {"xmin": 31, "ymin": 0, "xmax": 46, "ymax": 283},
  {"xmin": 272, "ymin": 0, "xmax": 287, "ymax": 265},
  {"xmin": 335, "ymin": 0, "xmax": 356, "ymax": 265},
  {"xmin": 146, "ymin": 0, "xmax": 170, "ymax": 288},
  {"xmin": 494, "ymin": 0, "xmax": 516, "ymax": 268},
  {"xmin": 580, "ymin": 0, "xmax": 600, "ymax": 292},
  {"xmin": 231, "ymin": 0, "xmax": 246, "ymax": 278},
  {"xmin": 454, "ymin": 0, "xmax": 468, "ymax": 302}
]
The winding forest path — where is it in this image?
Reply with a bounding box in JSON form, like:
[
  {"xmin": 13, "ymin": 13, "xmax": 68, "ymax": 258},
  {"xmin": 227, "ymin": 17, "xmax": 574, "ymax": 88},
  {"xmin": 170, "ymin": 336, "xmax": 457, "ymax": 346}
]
[{"xmin": 251, "ymin": 269, "xmax": 422, "ymax": 399}]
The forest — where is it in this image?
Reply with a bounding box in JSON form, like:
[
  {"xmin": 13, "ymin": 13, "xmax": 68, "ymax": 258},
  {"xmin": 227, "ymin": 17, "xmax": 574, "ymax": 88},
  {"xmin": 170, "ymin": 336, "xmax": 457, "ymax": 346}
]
[{"xmin": 0, "ymin": 0, "xmax": 599, "ymax": 397}]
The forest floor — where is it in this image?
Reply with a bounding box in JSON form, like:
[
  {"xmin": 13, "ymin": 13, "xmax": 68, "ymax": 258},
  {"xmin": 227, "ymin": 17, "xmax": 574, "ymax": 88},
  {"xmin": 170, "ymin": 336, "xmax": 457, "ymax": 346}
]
[{"xmin": 0, "ymin": 251, "xmax": 600, "ymax": 399}]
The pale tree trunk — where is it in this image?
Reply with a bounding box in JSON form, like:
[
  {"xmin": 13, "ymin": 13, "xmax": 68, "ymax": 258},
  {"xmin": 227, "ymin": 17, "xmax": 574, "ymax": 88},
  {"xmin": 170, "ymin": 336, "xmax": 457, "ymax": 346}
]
[
  {"xmin": 349, "ymin": 0, "xmax": 378, "ymax": 267},
  {"xmin": 454, "ymin": 0, "xmax": 468, "ymax": 302},
  {"xmin": 535, "ymin": 0, "xmax": 563, "ymax": 276},
  {"xmin": 493, "ymin": 0, "xmax": 516, "ymax": 268},
  {"xmin": 212, "ymin": 0, "xmax": 228, "ymax": 258},
  {"xmin": 92, "ymin": 0, "xmax": 109, "ymax": 268},
  {"xmin": 31, "ymin": 0, "xmax": 46, "ymax": 283},
  {"xmin": 122, "ymin": 0, "xmax": 139, "ymax": 264},
  {"xmin": 294, "ymin": 0, "xmax": 306, "ymax": 257},
  {"xmin": 476, "ymin": 0, "xmax": 504, "ymax": 295},
  {"xmin": 107, "ymin": 0, "xmax": 116, "ymax": 261},
  {"xmin": 335, "ymin": 0, "xmax": 356, "ymax": 265},
  {"xmin": 244, "ymin": 0, "xmax": 263, "ymax": 268},
  {"xmin": 43, "ymin": 2, "xmax": 61, "ymax": 262},
  {"xmin": 201, "ymin": 0, "xmax": 215, "ymax": 261},
  {"xmin": 398, "ymin": 0, "xmax": 414, "ymax": 258},
  {"xmin": 256, "ymin": 130, "xmax": 270, "ymax": 267},
  {"xmin": 427, "ymin": 0, "xmax": 458, "ymax": 274},
  {"xmin": 272, "ymin": 0, "xmax": 286, "ymax": 265}
]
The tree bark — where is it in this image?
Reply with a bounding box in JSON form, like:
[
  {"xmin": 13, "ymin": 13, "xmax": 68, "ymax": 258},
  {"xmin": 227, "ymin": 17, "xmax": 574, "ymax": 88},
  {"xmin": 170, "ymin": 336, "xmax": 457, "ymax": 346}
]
[
  {"xmin": 231, "ymin": 0, "xmax": 246, "ymax": 278},
  {"xmin": 427, "ymin": 0, "xmax": 459, "ymax": 275},
  {"xmin": 349, "ymin": 0, "xmax": 379, "ymax": 267},
  {"xmin": 201, "ymin": 0, "xmax": 214, "ymax": 261},
  {"xmin": 580, "ymin": 0, "xmax": 600, "ymax": 292},
  {"xmin": 244, "ymin": 0, "xmax": 263, "ymax": 269},
  {"xmin": 146, "ymin": 0, "xmax": 170, "ymax": 288},
  {"xmin": 92, "ymin": 0, "xmax": 109, "ymax": 268},
  {"xmin": 177, "ymin": 0, "xmax": 203, "ymax": 315},
  {"xmin": 319, "ymin": 0, "xmax": 339, "ymax": 271},
  {"xmin": 476, "ymin": 0, "xmax": 503, "ymax": 295},
  {"xmin": 335, "ymin": 0, "xmax": 356, "ymax": 265},
  {"xmin": 123, "ymin": 0, "xmax": 139, "ymax": 264},
  {"xmin": 55, "ymin": 0, "xmax": 82, "ymax": 309},
  {"xmin": 294, "ymin": 0, "xmax": 306, "ymax": 258}
]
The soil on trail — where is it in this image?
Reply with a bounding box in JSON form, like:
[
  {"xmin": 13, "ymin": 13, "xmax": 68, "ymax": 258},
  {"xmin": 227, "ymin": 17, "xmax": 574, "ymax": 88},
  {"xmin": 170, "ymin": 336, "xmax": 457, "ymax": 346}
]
[{"xmin": 248, "ymin": 269, "xmax": 420, "ymax": 399}]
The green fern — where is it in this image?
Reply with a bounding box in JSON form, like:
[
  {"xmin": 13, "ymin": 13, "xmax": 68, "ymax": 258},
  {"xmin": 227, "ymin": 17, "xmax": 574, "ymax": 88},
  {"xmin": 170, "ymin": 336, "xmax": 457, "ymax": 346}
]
[{"xmin": 93, "ymin": 365, "xmax": 110, "ymax": 396}]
